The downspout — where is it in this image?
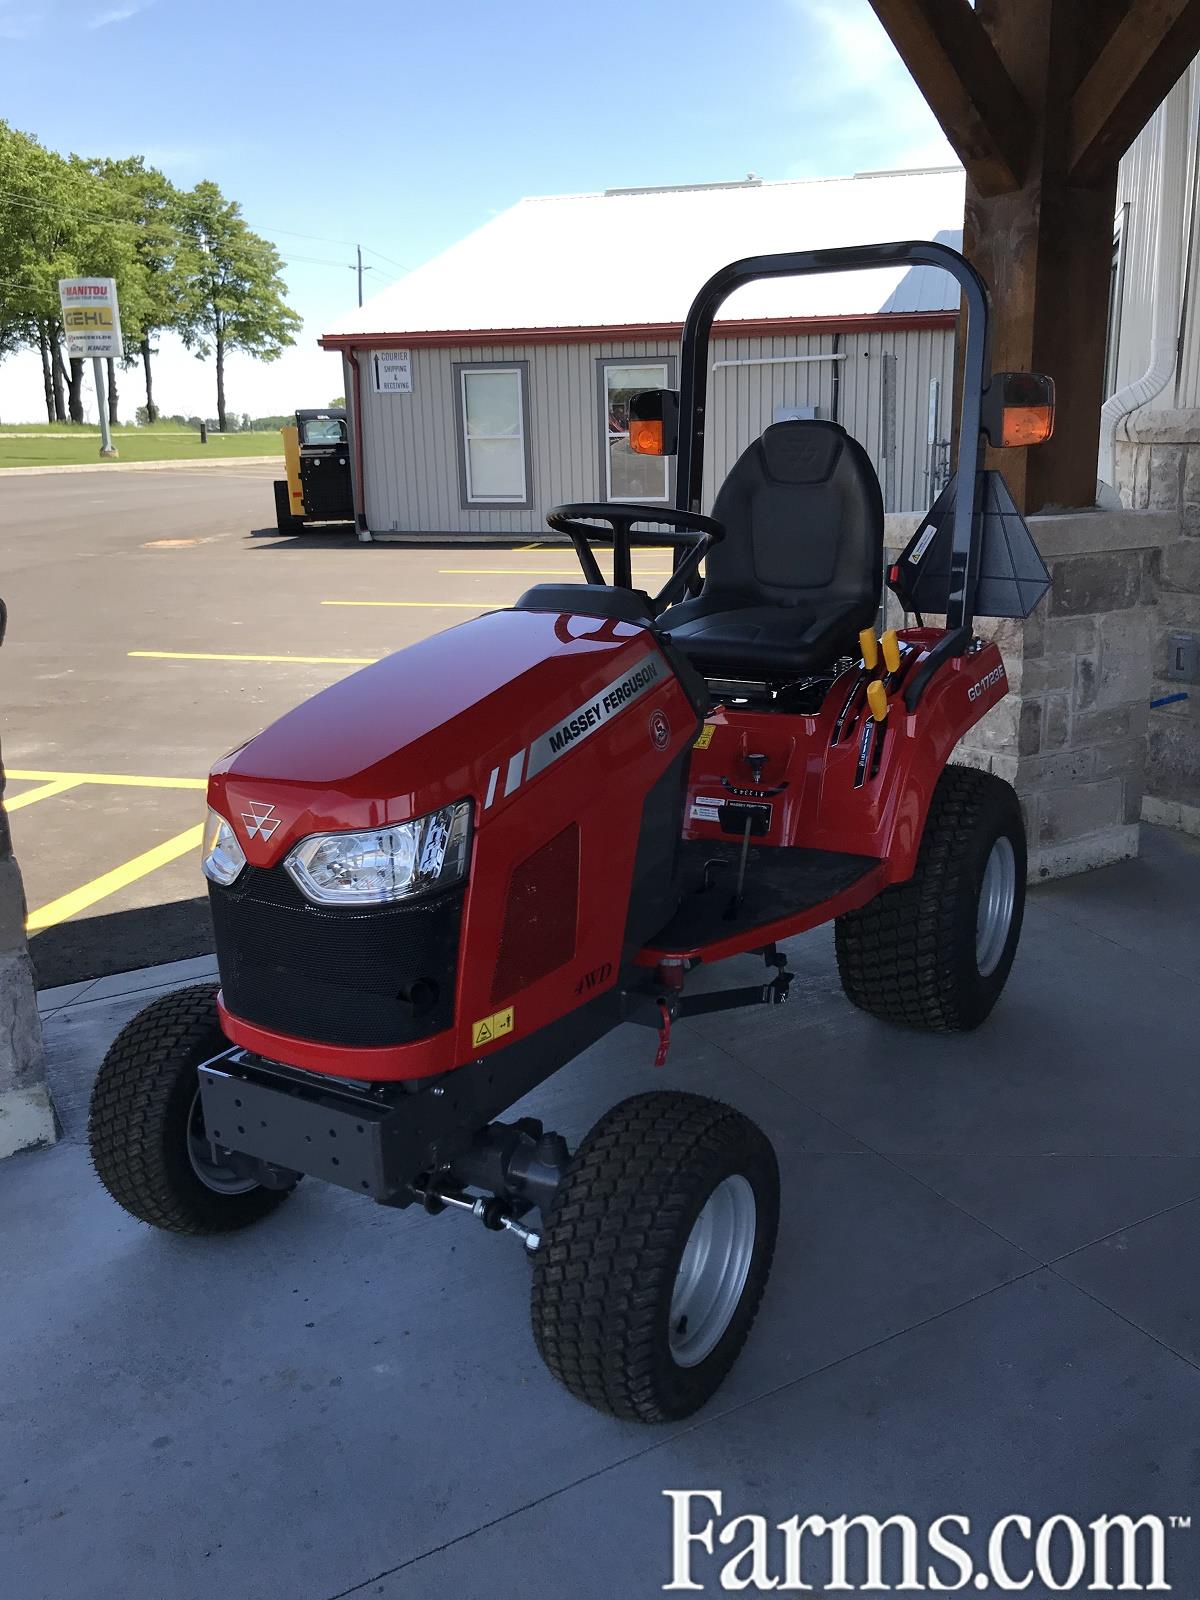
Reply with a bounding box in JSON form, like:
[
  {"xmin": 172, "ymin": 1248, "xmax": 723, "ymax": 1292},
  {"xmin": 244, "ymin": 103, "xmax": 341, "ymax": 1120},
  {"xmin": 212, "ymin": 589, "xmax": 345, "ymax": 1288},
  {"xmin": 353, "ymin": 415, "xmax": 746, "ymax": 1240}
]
[
  {"xmin": 346, "ymin": 348, "xmax": 372, "ymax": 543},
  {"xmin": 1098, "ymin": 77, "xmax": 1190, "ymax": 491}
]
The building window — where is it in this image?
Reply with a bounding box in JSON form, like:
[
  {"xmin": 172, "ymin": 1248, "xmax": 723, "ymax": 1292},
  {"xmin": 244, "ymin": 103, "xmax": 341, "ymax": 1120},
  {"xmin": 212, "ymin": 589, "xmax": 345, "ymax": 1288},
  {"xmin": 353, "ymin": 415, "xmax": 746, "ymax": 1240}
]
[
  {"xmin": 601, "ymin": 361, "xmax": 670, "ymax": 500},
  {"xmin": 456, "ymin": 364, "xmax": 530, "ymax": 507}
]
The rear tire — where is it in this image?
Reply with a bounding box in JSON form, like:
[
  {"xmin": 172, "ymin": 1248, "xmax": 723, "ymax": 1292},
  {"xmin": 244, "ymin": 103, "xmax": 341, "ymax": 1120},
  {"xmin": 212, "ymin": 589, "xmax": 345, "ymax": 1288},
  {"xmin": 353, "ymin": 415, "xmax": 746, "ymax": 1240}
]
[
  {"xmin": 88, "ymin": 985, "xmax": 296, "ymax": 1235},
  {"xmin": 835, "ymin": 764, "xmax": 1026, "ymax": 1031},
  {"xmin": 531, "ymin": 1091, "xmax": 779, "ymax": 1422},
  {"xmin": 273, "ymin": 478, "xmax": 302, "ymax": 533}
]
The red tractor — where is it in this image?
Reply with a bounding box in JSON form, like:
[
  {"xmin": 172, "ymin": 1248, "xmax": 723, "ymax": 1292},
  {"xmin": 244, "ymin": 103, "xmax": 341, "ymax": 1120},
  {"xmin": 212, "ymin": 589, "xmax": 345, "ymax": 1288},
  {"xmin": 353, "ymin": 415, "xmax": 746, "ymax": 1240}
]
[{"xmin": 89, "ymin": 242, "xmax": 1053, "ymax": 1423}]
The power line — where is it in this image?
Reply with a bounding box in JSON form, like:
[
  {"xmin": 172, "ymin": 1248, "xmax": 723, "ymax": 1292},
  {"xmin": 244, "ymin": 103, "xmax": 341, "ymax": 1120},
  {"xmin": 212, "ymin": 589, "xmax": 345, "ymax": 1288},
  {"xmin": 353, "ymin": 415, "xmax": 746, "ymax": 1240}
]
[
  {"xmin": 0, "ymin": 185, "xmax": 410, "ymax": 275},
  {"xmin": 360, "ymin": 243, "xmax": 412, "ymax": 273}
]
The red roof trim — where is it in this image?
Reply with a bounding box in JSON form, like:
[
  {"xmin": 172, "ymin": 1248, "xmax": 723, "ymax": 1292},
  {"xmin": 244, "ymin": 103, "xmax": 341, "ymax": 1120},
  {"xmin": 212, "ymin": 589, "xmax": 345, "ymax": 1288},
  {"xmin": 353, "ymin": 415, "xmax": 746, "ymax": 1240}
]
[{"xmin": 319, "ymin": 309, "xmax": 957, "ymax": 351}]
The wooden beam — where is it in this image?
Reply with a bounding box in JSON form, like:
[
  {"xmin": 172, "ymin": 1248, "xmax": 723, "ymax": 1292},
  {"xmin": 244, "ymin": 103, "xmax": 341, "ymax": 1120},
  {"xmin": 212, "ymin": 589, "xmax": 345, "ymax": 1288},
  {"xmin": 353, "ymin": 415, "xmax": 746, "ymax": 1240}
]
[
  {"xmin": 1070, "ymin": 0, "xmax": 1200, "ymax": 184},
  {"xmin": 867, "ymin": 0, "xmax": 1032, "ymax": 195}
]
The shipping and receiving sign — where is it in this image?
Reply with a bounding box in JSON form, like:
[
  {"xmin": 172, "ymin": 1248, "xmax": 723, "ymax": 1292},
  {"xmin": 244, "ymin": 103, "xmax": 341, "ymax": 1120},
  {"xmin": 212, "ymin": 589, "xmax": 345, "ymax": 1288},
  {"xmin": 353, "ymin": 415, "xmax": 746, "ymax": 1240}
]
[
  {"xmin": 58, "ymin": 277, "xmax": 123, "ymax": 359},
  {"xmin": 372, "ymin": 350, "xmax": 413, "ymax": 393}
]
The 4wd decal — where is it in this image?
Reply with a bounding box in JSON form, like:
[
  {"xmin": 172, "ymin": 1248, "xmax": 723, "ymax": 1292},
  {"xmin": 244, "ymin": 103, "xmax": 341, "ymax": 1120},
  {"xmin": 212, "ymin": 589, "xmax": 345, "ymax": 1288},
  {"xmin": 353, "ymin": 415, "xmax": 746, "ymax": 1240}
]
[{"xmin": 574, "ymin": 962, "xmax": 613, "ymax": 996}]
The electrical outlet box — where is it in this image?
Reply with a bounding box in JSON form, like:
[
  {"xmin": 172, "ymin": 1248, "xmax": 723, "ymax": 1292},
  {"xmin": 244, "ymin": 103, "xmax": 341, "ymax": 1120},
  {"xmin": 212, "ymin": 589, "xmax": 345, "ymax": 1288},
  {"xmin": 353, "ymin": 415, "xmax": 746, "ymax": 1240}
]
[{"xmin": 1167, "ymin": 632, "xmax": 1200, "ymax": 683}]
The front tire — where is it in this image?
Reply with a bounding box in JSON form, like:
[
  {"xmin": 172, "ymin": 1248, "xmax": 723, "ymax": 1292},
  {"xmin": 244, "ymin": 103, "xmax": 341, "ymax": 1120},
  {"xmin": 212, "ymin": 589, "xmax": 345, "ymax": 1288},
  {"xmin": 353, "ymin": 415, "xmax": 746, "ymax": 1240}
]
[
  {"xmin": 273, "ymin": 478, "xmax": 303, "ymax": 533},
  {"xmin": 88, "ymin": 985, "xmax": 297, "ymax": 1234},
  {"xmin": 531, "ymin": 1091, "xmax": 779, "ymax": 1422},
  {"xmin": 835, "ymin": 764, "xmax": 1026, "ymax": 1031}
]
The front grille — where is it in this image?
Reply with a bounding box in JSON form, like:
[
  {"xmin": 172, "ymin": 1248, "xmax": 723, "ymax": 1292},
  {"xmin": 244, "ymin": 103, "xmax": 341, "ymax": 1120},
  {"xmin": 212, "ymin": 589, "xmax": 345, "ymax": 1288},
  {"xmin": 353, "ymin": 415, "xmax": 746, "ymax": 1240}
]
[{"xmin": 210, "ymin": 865, "xmax": 462, "ymax": 1048}]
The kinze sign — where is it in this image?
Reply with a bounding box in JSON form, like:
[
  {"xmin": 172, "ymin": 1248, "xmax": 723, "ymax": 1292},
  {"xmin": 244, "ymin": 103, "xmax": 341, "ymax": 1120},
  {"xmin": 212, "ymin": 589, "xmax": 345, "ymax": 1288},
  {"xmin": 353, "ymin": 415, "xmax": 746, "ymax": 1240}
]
[{"xmin": 58, "ymin": 277, "xmax": 123, "ymax": 360}]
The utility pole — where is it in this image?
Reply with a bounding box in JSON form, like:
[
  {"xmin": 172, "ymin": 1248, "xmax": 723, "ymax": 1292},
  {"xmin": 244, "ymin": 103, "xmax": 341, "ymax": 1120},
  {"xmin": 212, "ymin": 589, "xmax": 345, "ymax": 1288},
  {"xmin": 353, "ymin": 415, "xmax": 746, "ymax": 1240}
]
[{"xmin": 352, "ymin": 245, "xmax": 375, "ymax": 307}]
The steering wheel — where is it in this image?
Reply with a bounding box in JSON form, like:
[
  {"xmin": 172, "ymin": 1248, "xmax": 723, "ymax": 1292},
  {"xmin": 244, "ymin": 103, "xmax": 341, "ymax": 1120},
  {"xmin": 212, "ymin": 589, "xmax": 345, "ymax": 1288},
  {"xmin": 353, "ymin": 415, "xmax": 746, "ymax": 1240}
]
[{"xmin": 545, "ymin": 502, "xmax": 724, "ymax": 615}]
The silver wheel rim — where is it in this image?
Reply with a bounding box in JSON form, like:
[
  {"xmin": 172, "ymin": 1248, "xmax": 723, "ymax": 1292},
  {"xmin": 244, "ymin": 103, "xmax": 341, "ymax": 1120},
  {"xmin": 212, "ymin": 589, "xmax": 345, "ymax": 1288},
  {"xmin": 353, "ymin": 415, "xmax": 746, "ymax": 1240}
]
[
  {"xmin": 187, "ymin": 1088, "xmax": 261, "ymax": 1195},
  {"xmin": 669, "ymin": 1174, "xmax": 757, "ymax": 1368},
  {"xmin": 976, "ymin": 835, "xmax": 1017, "ymax": 978}
]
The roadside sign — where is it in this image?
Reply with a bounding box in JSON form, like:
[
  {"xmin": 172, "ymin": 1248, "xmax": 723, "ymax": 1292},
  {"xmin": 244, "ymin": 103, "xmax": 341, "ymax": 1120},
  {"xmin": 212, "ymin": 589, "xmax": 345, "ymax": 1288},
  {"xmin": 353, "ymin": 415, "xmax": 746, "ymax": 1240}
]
[
  {"xmin": 58, "ymin": 277, "xmax": 123, "ymax": 360},
  {"xmin": 372, "ymin": 350, "xmax": 412, "ymax": 394}
]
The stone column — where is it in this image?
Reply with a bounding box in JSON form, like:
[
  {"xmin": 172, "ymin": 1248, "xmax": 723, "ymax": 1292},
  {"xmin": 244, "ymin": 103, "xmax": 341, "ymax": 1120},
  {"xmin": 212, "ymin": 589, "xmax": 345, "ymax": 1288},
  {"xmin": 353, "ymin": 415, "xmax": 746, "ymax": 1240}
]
[
  {"xmin": 0, "ymin": 746, "xmax": 56, "ymax": 1158},
  {"xmin": 953, "ymin": 510, "xmax": 1165, "ymax": 880}
]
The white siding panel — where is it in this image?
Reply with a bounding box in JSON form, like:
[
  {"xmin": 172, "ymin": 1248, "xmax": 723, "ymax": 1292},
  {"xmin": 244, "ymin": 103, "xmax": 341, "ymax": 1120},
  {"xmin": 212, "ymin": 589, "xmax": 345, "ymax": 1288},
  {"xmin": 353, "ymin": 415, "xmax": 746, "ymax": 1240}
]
[{"xmin": 356, "ymin": 325, "xmax": 955, "ymax": 534}]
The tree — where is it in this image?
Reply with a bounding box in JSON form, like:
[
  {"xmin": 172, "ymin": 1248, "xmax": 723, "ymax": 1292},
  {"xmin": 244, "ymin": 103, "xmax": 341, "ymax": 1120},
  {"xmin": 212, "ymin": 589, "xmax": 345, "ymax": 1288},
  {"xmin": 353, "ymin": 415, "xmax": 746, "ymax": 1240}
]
[
  {"xmin": 87, "ymin": 157, "xmax": 185, "ymax": 424},
  {"xmin": 0, "ymin": 125, "xmax": 142, "ymax": 424},
  {"xmin": 176, "ymin": 181, "xmax": 300, "ymax": 432},
  {"xmin": 0, "ymin": 122, "xmax": 92, "ymax": 421}
]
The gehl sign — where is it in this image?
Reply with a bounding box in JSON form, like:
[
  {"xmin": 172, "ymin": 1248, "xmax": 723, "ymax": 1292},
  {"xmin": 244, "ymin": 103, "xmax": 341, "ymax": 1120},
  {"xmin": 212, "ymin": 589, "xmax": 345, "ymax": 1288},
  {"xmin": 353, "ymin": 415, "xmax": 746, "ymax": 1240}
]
[{"xmin": 58, "ymin": 277, "xmax": 123, "ymax": 360}]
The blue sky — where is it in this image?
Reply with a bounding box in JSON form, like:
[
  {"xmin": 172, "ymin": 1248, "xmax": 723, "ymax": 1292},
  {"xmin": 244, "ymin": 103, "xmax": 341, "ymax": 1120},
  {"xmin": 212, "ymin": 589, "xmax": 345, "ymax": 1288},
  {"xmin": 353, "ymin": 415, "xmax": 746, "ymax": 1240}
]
[{"xmin": 0, "ymin": 0, "xmax": 952, "ymax": 421}]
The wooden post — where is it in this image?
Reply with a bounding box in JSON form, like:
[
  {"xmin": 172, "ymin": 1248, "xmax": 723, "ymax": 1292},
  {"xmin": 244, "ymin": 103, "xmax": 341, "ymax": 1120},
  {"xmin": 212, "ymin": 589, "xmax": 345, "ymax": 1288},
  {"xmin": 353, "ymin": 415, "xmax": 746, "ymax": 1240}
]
[
  {"xmin": 965, "ymin": 0, "xmax": 1119, "ymax": 511},
  {"xmin": 868, "ymin": 0, "xmax": 1200, "ymax": 512}
]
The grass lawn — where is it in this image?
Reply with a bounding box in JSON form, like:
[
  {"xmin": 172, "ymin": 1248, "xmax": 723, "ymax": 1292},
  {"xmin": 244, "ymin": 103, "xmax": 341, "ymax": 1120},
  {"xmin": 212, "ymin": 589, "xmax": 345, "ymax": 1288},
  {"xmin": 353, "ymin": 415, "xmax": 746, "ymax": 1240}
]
[{"xmin": 0, "ymin": 422, "xmax": 283, "ymax": 469}]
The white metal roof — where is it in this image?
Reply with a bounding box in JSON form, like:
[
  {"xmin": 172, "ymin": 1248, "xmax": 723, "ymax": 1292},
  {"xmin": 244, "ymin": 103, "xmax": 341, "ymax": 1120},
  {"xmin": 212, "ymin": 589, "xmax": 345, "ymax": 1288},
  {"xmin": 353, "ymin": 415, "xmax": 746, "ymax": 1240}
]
[{"xmin": 324, "ymin": 168, "xmax": 966, "ymax": 341}]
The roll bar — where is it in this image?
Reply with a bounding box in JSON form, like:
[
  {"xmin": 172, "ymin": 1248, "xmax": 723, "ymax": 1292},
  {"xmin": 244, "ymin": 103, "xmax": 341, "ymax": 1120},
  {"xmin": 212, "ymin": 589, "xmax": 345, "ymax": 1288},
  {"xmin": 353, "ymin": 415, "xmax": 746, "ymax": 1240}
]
[{"xmin": 675, "ymin": 240, "xmax": 991, "ymax": 638}]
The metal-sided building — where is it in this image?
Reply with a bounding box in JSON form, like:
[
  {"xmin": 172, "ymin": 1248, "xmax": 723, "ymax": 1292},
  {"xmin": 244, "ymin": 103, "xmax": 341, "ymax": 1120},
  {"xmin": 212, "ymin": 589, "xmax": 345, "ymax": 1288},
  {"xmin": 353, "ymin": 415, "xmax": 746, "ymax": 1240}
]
[{"xmin": 320, "ymin": 168, "xmax": 965, "ymax": 540}]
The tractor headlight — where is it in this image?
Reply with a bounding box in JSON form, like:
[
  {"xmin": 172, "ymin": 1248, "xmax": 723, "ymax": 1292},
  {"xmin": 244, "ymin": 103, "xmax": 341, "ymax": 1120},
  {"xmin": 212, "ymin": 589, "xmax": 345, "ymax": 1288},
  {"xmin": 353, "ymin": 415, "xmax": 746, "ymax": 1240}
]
[
  {"xmin": 201, "ymin": 808, "xmax": 247, "ymax": 886},
  {"xmin": 284, "ymin": 800, "xmax": 472, "ymax": 906}
]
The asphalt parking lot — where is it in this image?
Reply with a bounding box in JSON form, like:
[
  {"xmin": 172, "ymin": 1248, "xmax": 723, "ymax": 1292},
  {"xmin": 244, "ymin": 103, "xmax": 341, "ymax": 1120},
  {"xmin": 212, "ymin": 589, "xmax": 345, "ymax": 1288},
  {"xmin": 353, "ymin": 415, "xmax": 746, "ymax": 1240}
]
[{"xmin": 2, "ymin": 463, "xmax": 676, "ymax": 985}]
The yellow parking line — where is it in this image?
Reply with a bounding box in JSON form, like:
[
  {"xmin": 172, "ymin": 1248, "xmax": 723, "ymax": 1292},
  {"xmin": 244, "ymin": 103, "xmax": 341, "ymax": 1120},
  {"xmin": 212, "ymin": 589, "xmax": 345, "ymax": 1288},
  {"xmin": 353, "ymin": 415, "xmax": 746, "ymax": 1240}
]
[
  {"xmin": 4, "ymin": 777, "xmax": 85, "ymax": 811},
  {"xmin": 129, "ymin": 650, "xmax": 379, "ymax": 665},
  {"xmin": 437, "ymin": 567, "xmax": 673, "ymax": 577},
  {"xmin": 320, "ymin": 601, "xmax": 495, "ymax": 610},
  {"xmin": 26, "ymin": 824, "xmax": 205, "ymax": 933},
  {"xmin": 7, "ymin": 769, "xmax": 207, "ymax": 790}
]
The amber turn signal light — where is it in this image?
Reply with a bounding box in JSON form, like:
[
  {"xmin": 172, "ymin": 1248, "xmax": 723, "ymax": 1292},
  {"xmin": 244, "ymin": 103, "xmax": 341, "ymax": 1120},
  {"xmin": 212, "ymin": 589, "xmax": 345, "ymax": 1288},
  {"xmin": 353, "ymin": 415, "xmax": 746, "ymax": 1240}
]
[
  {"xmin": 629, "ymin": 418, "xmax": 665, "ymax": 456},
  {"xmin": 983, "ymin": 372, "xmax": 1056, "ymax": 448},
  {"xmin": 1000, "ymin": 404, "xmax": 1055, "ymax": 447}
]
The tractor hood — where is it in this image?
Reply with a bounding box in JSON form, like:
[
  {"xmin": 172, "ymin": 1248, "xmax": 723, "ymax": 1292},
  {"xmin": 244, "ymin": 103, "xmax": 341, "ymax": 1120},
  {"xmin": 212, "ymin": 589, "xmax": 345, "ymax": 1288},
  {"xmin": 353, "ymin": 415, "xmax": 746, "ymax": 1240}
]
[{"xmin": 207, "ymin": 606, "xmax": 668, "ymax": 868}]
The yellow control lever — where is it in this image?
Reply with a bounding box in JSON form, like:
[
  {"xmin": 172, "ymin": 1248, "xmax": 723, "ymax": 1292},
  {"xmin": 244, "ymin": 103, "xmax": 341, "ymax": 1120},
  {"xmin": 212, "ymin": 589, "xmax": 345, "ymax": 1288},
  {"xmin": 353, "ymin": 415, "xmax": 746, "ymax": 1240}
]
[
  {"xmin": 866, "ymin": 680, "xmax": 889, "ymax": 722},
  {"xmin": 881, "ymin": 629, "xmax": 901, "ymax": 674},
  {"xmin": 858, "ymin": 628, "xmax": 879, "ymax": 671}
]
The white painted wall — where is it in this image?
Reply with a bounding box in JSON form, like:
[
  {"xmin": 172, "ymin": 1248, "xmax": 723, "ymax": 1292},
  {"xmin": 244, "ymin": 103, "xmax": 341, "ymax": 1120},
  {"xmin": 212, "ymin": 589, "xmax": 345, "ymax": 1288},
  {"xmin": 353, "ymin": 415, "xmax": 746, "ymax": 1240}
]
[{"xmin": 355, "ymin": 325, "xmax": 955, "ymax": 535}]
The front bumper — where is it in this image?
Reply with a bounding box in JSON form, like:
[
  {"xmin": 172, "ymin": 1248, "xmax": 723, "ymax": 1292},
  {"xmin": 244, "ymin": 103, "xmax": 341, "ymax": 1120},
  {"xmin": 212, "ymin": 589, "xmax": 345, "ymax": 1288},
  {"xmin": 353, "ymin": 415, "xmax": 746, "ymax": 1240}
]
[
  {"xmin": 198, "ymin": 1049, "xmax": 470, "ymax": 1203},
  {"xmin": 199, "ymin": 988, "xmax": 628, "ymax": 1203}
]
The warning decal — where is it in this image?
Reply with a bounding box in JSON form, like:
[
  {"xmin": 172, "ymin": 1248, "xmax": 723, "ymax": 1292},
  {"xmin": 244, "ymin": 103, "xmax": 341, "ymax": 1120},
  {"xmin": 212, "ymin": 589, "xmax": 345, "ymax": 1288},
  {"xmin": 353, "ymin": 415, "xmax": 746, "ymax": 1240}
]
[
  {"xmin": 693, "ymin": 724, "xmax": 716, "ymax": 750},
  {"xmin": 471, "ymin": 1006, "xmax": 514, "ymax": 1048},
  {"xmin": 908, "ymin": 523, "xmax": 938, "ymax": 563}
]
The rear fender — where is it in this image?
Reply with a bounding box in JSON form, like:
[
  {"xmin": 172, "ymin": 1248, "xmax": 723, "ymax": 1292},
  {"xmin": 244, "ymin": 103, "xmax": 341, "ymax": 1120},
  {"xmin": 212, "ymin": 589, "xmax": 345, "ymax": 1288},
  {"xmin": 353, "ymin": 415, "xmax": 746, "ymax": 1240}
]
[{"xmin": 879, "ymin": 639, "xmax": 1010, "ymax": 881}]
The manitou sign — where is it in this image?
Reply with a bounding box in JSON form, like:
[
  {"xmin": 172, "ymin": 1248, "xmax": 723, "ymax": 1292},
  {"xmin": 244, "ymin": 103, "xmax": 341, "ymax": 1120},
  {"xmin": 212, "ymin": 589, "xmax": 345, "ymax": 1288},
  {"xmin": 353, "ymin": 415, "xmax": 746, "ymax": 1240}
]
[{"xmin": 58, "ymin": 277, "xmax": 122, "ymax": 361}]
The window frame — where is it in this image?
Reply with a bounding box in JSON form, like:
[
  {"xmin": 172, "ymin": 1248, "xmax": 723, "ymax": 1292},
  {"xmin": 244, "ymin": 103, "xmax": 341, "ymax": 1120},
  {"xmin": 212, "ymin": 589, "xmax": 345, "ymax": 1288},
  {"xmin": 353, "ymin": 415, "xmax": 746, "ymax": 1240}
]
[
  {"xmin": 453, "ymin": 361, "xmax": 533, "ymax": 510},
  {"xmin": 596, "ymin": 357, "xmax": 675, "ymax": 503}
]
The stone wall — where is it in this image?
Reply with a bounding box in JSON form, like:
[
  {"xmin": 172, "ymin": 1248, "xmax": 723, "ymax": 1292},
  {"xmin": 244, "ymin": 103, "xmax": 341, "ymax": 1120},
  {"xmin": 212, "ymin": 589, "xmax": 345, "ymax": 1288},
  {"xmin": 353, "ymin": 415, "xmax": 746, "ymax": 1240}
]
[
  {"xmin": 886, "ymin": 510, "xmax": 1166, "ymax": 881},
  {"xmin": 1113, "ymin": 409, "xmax": 1200, "ymax": 837}
]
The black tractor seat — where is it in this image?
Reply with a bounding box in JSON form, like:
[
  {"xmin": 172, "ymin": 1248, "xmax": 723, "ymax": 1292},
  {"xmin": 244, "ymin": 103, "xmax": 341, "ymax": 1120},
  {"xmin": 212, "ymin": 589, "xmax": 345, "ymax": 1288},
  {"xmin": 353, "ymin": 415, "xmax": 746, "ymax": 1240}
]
[{"xmin": 657, "ymin": 420, "xmax": 884, "ymax": 679}]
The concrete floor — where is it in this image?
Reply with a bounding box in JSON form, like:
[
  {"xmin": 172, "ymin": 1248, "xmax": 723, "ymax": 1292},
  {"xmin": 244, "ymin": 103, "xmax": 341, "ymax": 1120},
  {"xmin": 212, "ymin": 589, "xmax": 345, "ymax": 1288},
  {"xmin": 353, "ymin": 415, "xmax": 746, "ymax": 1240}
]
[{"xmin": 3, "ymin": 823, "xmax": 1199, "ymax": 1598}]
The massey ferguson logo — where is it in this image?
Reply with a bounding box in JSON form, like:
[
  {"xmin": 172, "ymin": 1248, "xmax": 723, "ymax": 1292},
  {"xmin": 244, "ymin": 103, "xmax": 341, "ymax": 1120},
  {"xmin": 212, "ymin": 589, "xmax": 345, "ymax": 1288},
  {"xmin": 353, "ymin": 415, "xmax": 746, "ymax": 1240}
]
[
  {"xmin": 240, "ymin": 801, "xmax": 281, "ymax": 840},
  {"xmin": 967, "ymin": 663, "xmax": 1007, "ymax": 702}
]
